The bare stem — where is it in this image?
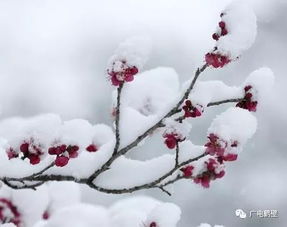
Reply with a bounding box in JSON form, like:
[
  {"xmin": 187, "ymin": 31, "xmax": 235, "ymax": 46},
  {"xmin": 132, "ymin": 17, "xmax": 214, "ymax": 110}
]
[{"xmin": 113, "ymin": 83, "xmax": 124, "ymax": 155}]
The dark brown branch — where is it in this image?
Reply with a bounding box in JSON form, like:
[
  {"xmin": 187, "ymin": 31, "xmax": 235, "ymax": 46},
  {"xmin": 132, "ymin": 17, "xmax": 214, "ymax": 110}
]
[
  {"xmin": 175, "ymin": 142, "xmax": 179, "ymax": 167},
  {"xmin": 113, "ymin": 83, "xmax": 124, "ymax": 155},
  {"xmin": 207, "ymin": 98, "xmax": 243, "ymax": 107},
  {"xmin": 3, "ymin": 178, "xmax": 45, "ymax": 190}
]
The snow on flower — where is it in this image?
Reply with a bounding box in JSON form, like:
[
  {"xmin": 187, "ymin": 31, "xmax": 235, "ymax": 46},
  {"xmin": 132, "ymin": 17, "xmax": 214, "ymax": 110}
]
[
  {"xmin": 162, "ymin": 119, "xmax": 191, "ymax": 149},
  {"xmin": 207, "ymin": 107, "xmax": 257, "ymax": 147},
  {"xmin": 107, "ymin": 36, "xmax": 152, "ymax": 86},
  {"xmin": 206, "ymin": 2, "xmax": 257, "ymax": 67}
]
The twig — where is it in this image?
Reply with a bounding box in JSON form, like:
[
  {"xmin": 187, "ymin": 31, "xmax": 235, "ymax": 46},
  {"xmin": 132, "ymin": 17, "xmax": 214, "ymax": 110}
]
[
  {"xmin": 113, "ymin": 83, "xmax": 124, "ymax": 155},
  {"xmin": 175, "ymin": 142, "xmax": 179, "ymax": 168},
  {"xmin": 207, "ymin": 98, "xmax": 243, "ymax": 107}
]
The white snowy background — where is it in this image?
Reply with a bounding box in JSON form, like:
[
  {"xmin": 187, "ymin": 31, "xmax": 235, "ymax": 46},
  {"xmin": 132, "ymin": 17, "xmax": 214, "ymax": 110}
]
[{"xmin": 0, "ymin": 0, "xmax": 286, "ymax": 226}]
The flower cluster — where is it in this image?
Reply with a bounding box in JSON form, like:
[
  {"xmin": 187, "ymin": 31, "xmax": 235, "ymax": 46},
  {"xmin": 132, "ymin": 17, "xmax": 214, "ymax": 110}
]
[
  {"xmin": 182, "ymin": 100, "xmax": 203, "ymax": 118},
  {"xmin": 205, "ymin": 133, "xmax": 238, "ymax": 162},
  {"xmin": 181, "ymin": 158, "xmax": 225, "ymax": 188},
  {"xmin": 212, "ymin": 19, "xmax": 228, "ymax": 41},
  {"xmin": 205, "ymin": 14, "xmax": 231, "ymax": 68},
  {"xmin": 236, "ymin": 85, "xmax": 257, "ymax": 112},
  {"xmin": 0, "ymin": 198, "xmax": 21, "ymax": 226},
  {"xmin": 6, "ymin": 138, "xmax": 99, "ymax": 167},
  {"xmin": 205, "ymin": 53, "xmax": 230, "ymax": 68},
  {"xmin": 162, "ymin": 119, "xmax": 190, "ymax": 149},
  {"xmin": 6, "ymin": 138, "xmax": 43, "ymax": 165},
  {"xmin": 107, "ymin": 60, "xmax": 139, "ymax": 86},
  {"xmin": 48, "ymin": 144, "xmax": 79, "ymax": 167},
  {"xmin": 163, "ymin": 133, "xmax": 185, "ymax": 149},
  {"xmin": 193, "ymin": 158, "xmax": 225, "ymax": 188}
]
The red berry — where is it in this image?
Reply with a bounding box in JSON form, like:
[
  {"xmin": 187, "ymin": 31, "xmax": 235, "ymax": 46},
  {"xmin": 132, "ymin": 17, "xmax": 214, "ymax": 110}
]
[
  {"xmin": 29, "ymin": 154, "xmax": 41, "ymax": 165},
  {"xmin": 55, "ymin": 155, "xmax": 69, "ymax": 167},
  {"xmin": 20, "ymin": 143, "xmax": 29, "ymax": 154},
  {"xmin": 180, "ymin": 165, "xmax": 194, "ymax": 177},
  {"xmin": 67, "ymin": 145, "xmax": 79, "ymax": 158},
  {"xmin": 6, "ymin": 148, "xmax": 18, "ymax": 160},
  {"xmin": 212, "ymin": 33, "xmax": 219, "ymax": 41},
  {"xmin": 221, "ymin": 28, "xmax": 228, "ymax": 36},
  {"xmin": 86, "ymin": 144, "xmax": 98, "ymax": 152},
  {"xmin": 42, "ymin": 211, "xmax": 49, "ymax": 220},
  {"xmin": 219, "ymin": 21, "xmax": 226, "ymax": 29},
  {"xmin": 164, "ymin": 136, "xmax": 177, "ymax": 149},
  {"xmin": 150, "ymin": 222, "xmax": 157, "ymax": 227}
]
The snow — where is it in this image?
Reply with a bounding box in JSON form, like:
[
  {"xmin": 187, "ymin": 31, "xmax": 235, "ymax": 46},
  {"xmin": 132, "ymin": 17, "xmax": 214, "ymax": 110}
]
[
  {"xmin": 163, "ymin": 118, "xmax": 192, "ymax": 139},
  {"xmin": 0, "ymin": 114, "xmax": 115, "ymax": 179},
  {"xmin": 188, "ymin": 80, "xmax": 243, "ymax": 107},
  {"xmin": 107, "ymin": 36, "xmax": 152, "ymax": 72},
  {"xmin": 33, "ymin": 196, "xmax": 181, "ymax": 227},
  {"xmin": 118, "ymin": 67, "xmax": 180, "ymax": 147},
  {"xmin": 208, "ymin": 107, "xmax": 257, "ymax": 146},
  {"xmin": 216, "ymin": 2, "xmax": 257, "ymax": 59},
  {"xmin": 144, "ymin": 202, "xmax": 181, "ymax": 227},
  {"xmin": 95, "ymin": 154, "xmax": 175, "ymax": 189},
  {"xmin": 244, "ymin": 67, "xmax": 275, "ymax": 104},
  {"xmin": 0, "ymin": 224, "xmax": 17, "ymax": 227}
]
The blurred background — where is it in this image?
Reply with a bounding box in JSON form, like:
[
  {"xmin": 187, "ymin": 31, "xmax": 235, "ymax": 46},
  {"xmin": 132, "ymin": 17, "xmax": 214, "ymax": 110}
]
[{"xmin": 0, "ymin": 0, "xmax": 286, "ymax": 226}]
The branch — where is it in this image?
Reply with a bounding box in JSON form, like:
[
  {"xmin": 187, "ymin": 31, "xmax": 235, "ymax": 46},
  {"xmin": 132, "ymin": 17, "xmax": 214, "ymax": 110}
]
[
  {"xmin": 87, "ymin": 153, "xmax": 207, "ymax": 194},
  {"xmin": 207, "ymin": 98, "xmax": 243, "ymax": 107},
  {"xmin": 175, "ymin": 142, "xmax": 179, "ymax": 168},
  {"xmin": 88, "ymin": 64, "xmax": 208, "ymax": 181},
  {"xmin": 113, "ymin": 83, "xmax": 124, "ymax": 155}
]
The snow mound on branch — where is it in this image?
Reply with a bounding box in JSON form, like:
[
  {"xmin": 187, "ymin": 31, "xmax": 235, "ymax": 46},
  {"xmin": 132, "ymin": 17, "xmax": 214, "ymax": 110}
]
[
  {"xmin": 217, "ymin": 2, "xmax": 257, "ymax": 59},
  {"xmin": 95, "ymin": 154, "xmax": 175, "ymax": 188},
  {"xmin": 145, "ymin": 202, "xmax": 181, "ymax": 227},
  {"xmin": 189, "ymin": 80, "xmax": 242, "ymax": 107},
  {"xmin": 208, "ymin": 107, "xmax": 257, "ymax": 146},
  {"xmin": 0, "ymin": 184, "xmax": 49, "ymax": 227},
  {"xmin": 119, "ymin": 67, "xmax": 180, "ymax": 147},
  {"xmin": 120, "ymin": 67, "xmax": 179, "ymax": 116},
  {"xmin": 43, "ymin": 204, "xmax": 111, "ymax": 227},
  {"xmin": 0, "ymin": 114, "xmax": 115, "ymax": 179},
  {"xmin": 1, "ymin": 224, "xmax": 17, "ymax": 227},
  {"xmin": 107, "ymin": 36, "xmax": 152, "ymax": 71},
  {"xmin": 47, "ymin": 182, "xmax": 81, "ymax": 215},
  {"xmin": 35, "ymin": 196, "xmax": 181, "ymax": 227},
  {"xmin": 244, "ymin": 67, "xmax": 274, "ymax": 102}
]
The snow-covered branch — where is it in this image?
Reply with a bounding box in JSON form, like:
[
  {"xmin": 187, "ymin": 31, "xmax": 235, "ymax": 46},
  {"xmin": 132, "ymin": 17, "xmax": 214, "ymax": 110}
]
[{"xmin": 0, "ymin": 3, "xmax": 274, "ymax": 200}]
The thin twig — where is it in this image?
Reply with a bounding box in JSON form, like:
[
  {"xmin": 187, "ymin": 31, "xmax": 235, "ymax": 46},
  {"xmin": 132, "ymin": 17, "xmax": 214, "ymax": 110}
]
[
  {"xmin": 113, "ymin": 83, "xmax": 124, "ymax": 155},
  {"xmin": 207, "ymin": 98, "xmax": 243, "ymax": 107},
  {"xmin": 175, "ymin": 142, "xmax": 179, "ymax": 168}
]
